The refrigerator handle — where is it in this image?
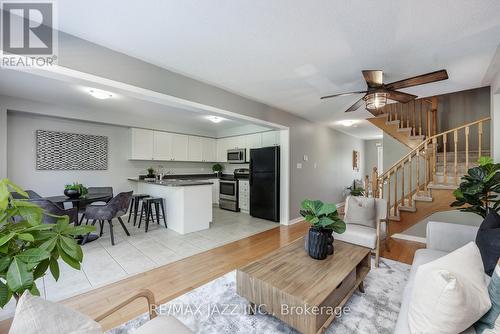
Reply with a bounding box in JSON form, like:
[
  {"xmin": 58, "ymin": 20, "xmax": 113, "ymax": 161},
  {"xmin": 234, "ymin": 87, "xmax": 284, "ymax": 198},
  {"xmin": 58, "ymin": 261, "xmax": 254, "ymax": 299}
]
[{"xmin": 249, "ymin": 158, "xmax": 253, "ymax": 186}]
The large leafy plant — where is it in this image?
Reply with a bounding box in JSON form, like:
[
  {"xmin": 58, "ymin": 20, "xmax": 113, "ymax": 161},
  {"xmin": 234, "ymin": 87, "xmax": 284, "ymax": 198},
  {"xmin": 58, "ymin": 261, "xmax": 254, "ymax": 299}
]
[
  {"xmin": 451, "ymin": 157, "xmax": 500, "ymax": 218},
  {"xmin": 0, "ymin": 179, "xmax": 94, "ymax": 306},
  {"xmin": 300, "ymin": 199, "xmax": 346, "ymax": 234},
  {"xmin": 64, "ymin": 182, "xmax": 88, "ymax": 197}
]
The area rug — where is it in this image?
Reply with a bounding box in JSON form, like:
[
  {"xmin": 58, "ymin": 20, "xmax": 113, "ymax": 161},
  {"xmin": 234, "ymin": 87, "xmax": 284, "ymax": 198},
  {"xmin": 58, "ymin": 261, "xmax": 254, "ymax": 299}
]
[{"xmin": 108, "ymin": 258, "xmax": 410, "ymax": 334}]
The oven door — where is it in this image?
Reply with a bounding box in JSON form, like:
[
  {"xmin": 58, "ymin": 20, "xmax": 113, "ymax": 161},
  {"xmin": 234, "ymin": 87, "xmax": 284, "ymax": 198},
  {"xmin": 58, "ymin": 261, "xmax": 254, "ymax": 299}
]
[
  {"xmin": 219, "ymin": 180, "xmax": 237, "ymax": 201},
  {"xmin": 227, "ymin": 149, "xmax": 245, "ymax": 163}
]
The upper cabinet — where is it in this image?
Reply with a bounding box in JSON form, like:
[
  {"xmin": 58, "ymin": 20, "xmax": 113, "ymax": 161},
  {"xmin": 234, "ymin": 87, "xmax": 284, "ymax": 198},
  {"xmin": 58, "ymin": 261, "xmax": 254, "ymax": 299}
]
[
  {"xmin": 261, "ymin": 131, "xmax": 280, "ymax": 147},
  {"xmin": 130, "ymin": 128, "xmax": 154, "ymax": 160},
  {"xmin": 130, "ymin": 128, "xmax": 280, "ymax": 163}
]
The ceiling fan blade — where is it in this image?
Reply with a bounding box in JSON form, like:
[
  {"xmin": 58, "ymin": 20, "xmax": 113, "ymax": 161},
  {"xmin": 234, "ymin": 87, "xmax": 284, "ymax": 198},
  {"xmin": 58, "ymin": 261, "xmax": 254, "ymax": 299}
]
[
  {"xmin": 387, "ymin": 90, "xmax": 417, "ymax": 103},
  {"xmin": 345, "ymin": 97, "xmax": 366, "ymax": 112},
  {"xmin": 362, "ymin": 70, "xmax": 383, "ymax": 87},
  {"xmin": 385, "ymin": 69, "xmax": 448, "ymax": 90},
  {"xmin": 320, "ymin": 91, "xmax": 367, "ymax": 100}
]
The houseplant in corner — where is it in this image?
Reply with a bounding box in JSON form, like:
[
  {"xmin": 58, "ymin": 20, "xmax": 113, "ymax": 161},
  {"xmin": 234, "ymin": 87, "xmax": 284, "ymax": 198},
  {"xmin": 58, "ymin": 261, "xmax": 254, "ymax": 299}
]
[
  {"xmin": 212, "ymin": 163, "xmax": 223, "ymax": 177},
  {"xmin": 300, "ymin": 199, "xmax": 346, "ymax": 260},
  {"xmin": 64, "ymin": 182, "xmax": 88, "ymax": 199},
  {"xmin": 451, "ymin": 156, "xmax": 500, "ymax": 217},
  {"xmin": 0, "ymin": 179, "xmax": 95, "ymax": 306}
]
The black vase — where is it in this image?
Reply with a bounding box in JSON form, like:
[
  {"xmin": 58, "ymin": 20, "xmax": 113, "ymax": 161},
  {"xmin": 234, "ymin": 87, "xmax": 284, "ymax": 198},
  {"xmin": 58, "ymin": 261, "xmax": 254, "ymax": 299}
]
[
  {"xmin": 308, "ymin": 227, "xmax": 329, "ymax": 260},
  {"xmin": 327, "ymin": 232, "xmax": 335, "ymax": 255},
  {"xmin": 64, "ymin": 189, "xmax": 80, "ymax": 199}
]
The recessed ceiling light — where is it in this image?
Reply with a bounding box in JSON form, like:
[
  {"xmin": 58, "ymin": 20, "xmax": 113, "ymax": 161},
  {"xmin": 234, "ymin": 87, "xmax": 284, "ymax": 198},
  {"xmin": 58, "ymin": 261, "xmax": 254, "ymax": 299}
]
[
  {"xmin": 338, "ymin": 120, "xmax": 358, "ymax": 127},
  {"xmin": 88, "ymin": 88, "xmax": 114, "ymax": 100},
  {"xmin": 206, "ymin": 116, "xmax": 225, "ymax": 123}
]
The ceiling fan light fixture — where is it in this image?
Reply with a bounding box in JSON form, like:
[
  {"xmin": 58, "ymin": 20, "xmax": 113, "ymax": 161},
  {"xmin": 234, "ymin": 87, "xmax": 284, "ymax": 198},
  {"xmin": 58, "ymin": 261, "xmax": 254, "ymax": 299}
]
[{"xmin": 364, "ymin": 92, "xmax": 387, "ymax": 110}]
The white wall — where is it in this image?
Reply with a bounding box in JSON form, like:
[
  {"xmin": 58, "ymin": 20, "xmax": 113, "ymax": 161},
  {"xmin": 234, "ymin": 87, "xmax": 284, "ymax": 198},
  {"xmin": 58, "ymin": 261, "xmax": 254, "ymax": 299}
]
[
  {"xmin": 364, "ymin": 139, "xmax": 382, "ymax": 176},
  {"xmin": 6, "ymin": 112, "xmax": 213, "ymax": 197}
]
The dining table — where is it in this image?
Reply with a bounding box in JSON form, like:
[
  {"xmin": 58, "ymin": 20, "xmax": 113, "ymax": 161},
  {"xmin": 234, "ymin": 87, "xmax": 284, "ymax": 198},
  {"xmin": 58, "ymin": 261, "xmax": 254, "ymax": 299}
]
[{"xmin": 44, "ymin": 193, "xmax": 113, "ymax": 244}]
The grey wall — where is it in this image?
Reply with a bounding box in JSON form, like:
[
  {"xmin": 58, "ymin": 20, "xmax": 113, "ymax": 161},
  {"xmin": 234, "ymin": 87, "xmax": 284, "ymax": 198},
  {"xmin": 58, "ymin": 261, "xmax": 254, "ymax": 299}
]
[
  {"xmin": 0, "ymin": 107, "xmax": 6, "ymax": 179},
  {"xmin": 49, "ymin": 32, "xmax": 365, "ymax": 218},
  {"xmin": 364, "ymin": 139, "xmax": 381, "ymax": 176},
  {"xmin": 6, "ymin": 112, "xmax": 214, "ymax": 197}
]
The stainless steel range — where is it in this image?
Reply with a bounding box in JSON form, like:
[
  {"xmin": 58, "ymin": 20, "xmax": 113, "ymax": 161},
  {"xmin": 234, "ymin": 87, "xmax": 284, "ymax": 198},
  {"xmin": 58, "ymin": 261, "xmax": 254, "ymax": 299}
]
[{"xmin": 219, "ymin": 168, "xmax": 249, "ymax": 212}]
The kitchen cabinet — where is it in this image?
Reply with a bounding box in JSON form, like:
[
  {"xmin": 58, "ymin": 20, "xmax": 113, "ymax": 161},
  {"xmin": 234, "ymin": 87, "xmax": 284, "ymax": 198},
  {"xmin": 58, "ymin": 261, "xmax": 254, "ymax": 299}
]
[
  {"xmin": 171, "ymin": 134, "xmax": 189, "ymax": 161},
  {"xmin": 244, "ymin": 133, "xmax": 262, "ymax": 162},
  {"xmin": 216, "ymin": 137, "xmax": 230, "ymax": 162},
  {"xmin": 130, "ymin": 128, "xmax": 154, "ymax": 160},
  {"xmin": 238, "ymin": 180, "xmax": 250, "ymax": 212},
  {"xmin": 261, "ymin": 131, "xmax": 280, "ymax": 147},
  {"xmin": 188, "ymin": 136, "xmax": 203, "ymax": 161},
  {"xmin": 209, "ymin": 178, "xmax": 219, "ymax": 204},
  {"xmin": 153, "ymin": 131, "xmax": 173, "ymax": 160},
  {"xmin": 201, "ymin": 137, "xmax": 217, "ymax": 162}
]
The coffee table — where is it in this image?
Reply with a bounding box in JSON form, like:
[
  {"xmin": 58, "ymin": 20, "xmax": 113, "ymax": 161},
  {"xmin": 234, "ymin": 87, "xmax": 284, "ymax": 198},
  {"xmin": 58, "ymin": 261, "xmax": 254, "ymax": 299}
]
[{"xmin": 237, "ymin": 238, "xmax": 371, "ymax": 334}]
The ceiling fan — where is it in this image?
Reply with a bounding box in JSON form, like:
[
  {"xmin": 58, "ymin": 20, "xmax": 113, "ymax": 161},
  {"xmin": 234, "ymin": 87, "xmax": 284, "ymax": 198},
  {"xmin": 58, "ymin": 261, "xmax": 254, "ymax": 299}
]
[{"xmin": 320, "ymin": 69, "xmax": 449, "ymax": 112}]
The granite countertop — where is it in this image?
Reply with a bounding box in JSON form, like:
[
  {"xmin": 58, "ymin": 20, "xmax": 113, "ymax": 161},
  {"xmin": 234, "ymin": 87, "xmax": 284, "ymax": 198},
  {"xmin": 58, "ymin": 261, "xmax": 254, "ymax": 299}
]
[{"xmin": 128, "ymin": 178, "xmax": 214, "ymax": 187}]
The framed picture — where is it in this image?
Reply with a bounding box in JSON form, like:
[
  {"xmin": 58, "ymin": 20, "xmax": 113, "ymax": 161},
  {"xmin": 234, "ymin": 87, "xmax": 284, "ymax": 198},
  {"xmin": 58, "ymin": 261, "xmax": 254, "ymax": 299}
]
[{"xmin": 352, "ymin": 150, "xmax": 360, "ymax": 171}]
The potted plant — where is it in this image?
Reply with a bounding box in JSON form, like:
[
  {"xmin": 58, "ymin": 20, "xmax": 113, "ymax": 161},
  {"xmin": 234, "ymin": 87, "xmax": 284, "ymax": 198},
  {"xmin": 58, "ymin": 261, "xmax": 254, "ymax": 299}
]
[
  {"xmin": 300, "ymin": 199, "xmax": 346, "ymax": 260},
  {"xmin": 64, "ymin": 182, "xmax": 88, "ymax": 199},
  {"xmin": 146, "ymin": 167, "xmax": 156, "ymax": 179},
  {"xmin": 212, "ymin": 163, "xmax": 223, "ymax": 177},
  {"xmin": 0, "ymin": 179, "xmax": 95, "ymax": 306},
  {"xmin": 451, "ymin": 157, "xmax": 500, "ymax": 217},
  {"xmin": 345, "ymin": 180, "xmax": 365, "ymax": 197}
]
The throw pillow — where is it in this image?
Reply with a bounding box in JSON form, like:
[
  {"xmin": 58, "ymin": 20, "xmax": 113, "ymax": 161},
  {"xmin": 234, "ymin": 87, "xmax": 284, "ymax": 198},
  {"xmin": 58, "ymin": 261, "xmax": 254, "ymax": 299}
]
[
  {"xmin": 475, "ymin": 262, "xmax": 500, "ymax": 334},
  {"xmin": 408, "ymin": 242, "xmax": 491, "ymax": 334},
  {"xmin": 476, "ymin": 211, "xmax": 500, "ymax": 276},
  {"xmin": 344, "ymin": 196, "xmax": 376, "ymax": 228},
  {"xmin": 9, "ymin": 291, "xmax": 102, "ymax": 334}
]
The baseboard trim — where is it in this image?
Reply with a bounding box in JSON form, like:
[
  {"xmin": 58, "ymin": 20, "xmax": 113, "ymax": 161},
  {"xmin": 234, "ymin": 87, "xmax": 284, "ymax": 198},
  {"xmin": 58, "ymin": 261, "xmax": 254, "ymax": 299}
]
[
  {"xmin": 288, "ymin": 217, "xmax": 304, "ymax": 225},
  {"xmin": 391, "ymin": 233, "xmax": 427, "ymax": 244}
]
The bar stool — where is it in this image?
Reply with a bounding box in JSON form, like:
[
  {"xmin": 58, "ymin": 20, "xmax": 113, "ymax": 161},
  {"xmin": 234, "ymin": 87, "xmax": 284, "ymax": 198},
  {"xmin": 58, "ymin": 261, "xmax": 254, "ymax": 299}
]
[
  {"xmin": 128, "ymin": 194, "xmax": 150, "ymax": 226},
  {"xmin": 138, "ymin": 197, "xmax": 167, "ymax": 232}
]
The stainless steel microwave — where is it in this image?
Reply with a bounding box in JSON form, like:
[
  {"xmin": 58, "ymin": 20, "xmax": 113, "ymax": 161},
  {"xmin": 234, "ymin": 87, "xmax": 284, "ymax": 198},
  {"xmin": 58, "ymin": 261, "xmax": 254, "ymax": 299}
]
[{"xmin": 227, "ymin": 148, "xmax": 246, "ymax": 163}]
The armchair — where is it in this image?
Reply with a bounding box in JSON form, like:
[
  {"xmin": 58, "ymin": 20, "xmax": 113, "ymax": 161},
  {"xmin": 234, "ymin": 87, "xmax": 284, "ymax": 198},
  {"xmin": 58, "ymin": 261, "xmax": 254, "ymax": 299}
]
[
  {"xmin": 30, "ymin": 199, "xmax": 79, "ymax": 225},
  {"xmin": 334, "ymin": 196, "xmax": 388, "ymax": 267}
]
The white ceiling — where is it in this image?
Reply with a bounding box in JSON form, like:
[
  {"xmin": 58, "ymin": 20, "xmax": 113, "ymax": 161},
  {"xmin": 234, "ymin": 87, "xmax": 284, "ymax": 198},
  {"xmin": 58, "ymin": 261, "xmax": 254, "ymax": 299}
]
[
  {"xmin": 53, "ymin": 0, "xmax": 500, "ymax": 139},
  {"xmin": 0, "ymin": 69, "xmax": 271, "ymax": 137}
]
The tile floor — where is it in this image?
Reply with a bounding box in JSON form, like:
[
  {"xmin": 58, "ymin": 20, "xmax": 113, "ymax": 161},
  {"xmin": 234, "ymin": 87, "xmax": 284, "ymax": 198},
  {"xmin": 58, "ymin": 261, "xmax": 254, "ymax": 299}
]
[{"xmin": 0, "ymin": 207, "xmax": 278, "ymax": 320}]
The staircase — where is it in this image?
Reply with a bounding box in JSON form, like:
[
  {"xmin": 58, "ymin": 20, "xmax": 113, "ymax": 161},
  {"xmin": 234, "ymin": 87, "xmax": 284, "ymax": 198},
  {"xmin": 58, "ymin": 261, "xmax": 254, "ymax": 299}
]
[
  {"xmin": 373, "ymin": 117, "xmax": 491, "ymax": 236},
  {"xmin": 368, "ymin": 97, "xmax": 437, "ymax": 149}
]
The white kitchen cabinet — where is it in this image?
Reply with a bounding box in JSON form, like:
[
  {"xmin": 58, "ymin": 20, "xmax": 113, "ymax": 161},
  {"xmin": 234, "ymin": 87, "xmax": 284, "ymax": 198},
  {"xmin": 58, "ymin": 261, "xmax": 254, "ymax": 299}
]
[
  {"xmin": 216, "ymin": 137, "xmax": 230, "ymax": 162},
  {"xmin": 244, "ymin": 133, "xmax": 262, "ymax": 162},
  {"xmin": 188, "ymin": 136, "xmax": 203, "ymax": 161},
  {"xmin": 130, "ymin": 128, "xmax": 154, "ymax": 160},
  {"xmin": 261, "ymin": 131, "xmax": 280, "ymax": 147},
  {"xmin": 201, "ymin": 137, "xmax": 217, "ymax": 162},
  {"xmin": 153, "ymin": 131, "xmax": 173, "ymax": 160},
  {"xmin": 171, "ymin": 134, "xmax": 189, "ymax": 161},
  {"xmin": 238, "ymin": 180, "xmax": 250, "ymax": 212},
  {"xmin": 209, "ymin": 178, "xmax": 219, "ymax": 204}
]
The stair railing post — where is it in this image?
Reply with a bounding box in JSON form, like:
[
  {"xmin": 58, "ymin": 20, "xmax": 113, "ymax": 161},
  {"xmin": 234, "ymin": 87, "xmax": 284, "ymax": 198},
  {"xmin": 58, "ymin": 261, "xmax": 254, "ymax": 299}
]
[
  {"xmin": 443, "ymin": 133, "xmax": 447, "ymax": 184},
  {"xmin": 424, "ymin": 141, "xmax": 428, "ymax": 191},
  {"xmin": 419, "ymin": 100, "xmax": 423, "ymax": 137},
  {"xmin": 478, "ymin": 121, "xmax": 483, "ymax": 158},
  {"xmin": 432, "ymin": 137, "xmax": 437, "ymax": 184},
  {"xmin": 387, "ymin": 174, "xmax": 391, "ymax": 217},
  {"xmin": 416, "ymin": 150, "xmax": 420, "ymax": 192},
  {"xmin": 408, "ymin": 155, "xmax": 412, "ymax": 207},
  {"xmin": 454, "ymin": 130, "xmax": 458, "ymax": 185},
  {"xmin": 412, "ymin": 100, "xmax": 416, "ymax": 136},
  {"xmin": 431, "ymin": 96, "xmax": 438, "ymax": 136},
  {"xmin": 394, "ymin": 167, "xmax": 398, "ymax": 216},
  {"xmin": 401, "ymin": 162, "xmax": 405, "ymax": 208},
  {"xmin": 465, "ymin": 126, "xmax": 470, "ymax": 170}
]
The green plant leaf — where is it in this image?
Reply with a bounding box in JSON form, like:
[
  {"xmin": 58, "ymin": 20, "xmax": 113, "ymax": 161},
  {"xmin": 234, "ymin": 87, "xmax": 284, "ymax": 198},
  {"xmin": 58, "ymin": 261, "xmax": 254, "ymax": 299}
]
[
  {"xmin": 16, "ymin": 249, "xmax": 50, "ymax": 264},
  {"xmin": 6, "ymin": 258, "xmax": 33, "ymax": 292},
  {"xmin": 13, "ymin": 201, "xmax": 43, "ymax": 226},
  {"xmin": 30, "ymin": 282, "xmax": 40, "ymax": 296},
  {"xmin": 17, "ymin": 233, "xmax": 34, "ymax": 242},
  {"xmin": 49, "ymin": 257, "xmax": 60, "ymax": 281},
  {"xmin": 0, "ymin": 256, "xmax": 11, "ymax": 273},
  {"xmin": 0, "ymin": 280, "xmax": 12, "ymax": 308},
  {"xmin": 57, "ymin": 245, "xmax": 80, "ymax": 270},
  {"xmin": 478, "ymin": 156, "xmax": 494, "ymax": 166},
  {"xmin": 59, "ymin": 236, "xmax": 82, "ymax": 262},
  {"xmin": 23, "ymin": 224, "xmax": 56, "ymax": 232},
  {"xmin": 65, "ymin": 225, "xmax": 95, "ymax": 236},
  {"xmin": 0, "ymin": 181, "xmax": 9, "ymax": 212},
  {"xmin": 33, "ymin": 259, "xmax": 49, "ymax": 280},
  {"xmin": 317, "ymin": 203, "xmax": 337, "ymax": 216},
  {"xmin": 55, "ymin": 215, "xmax": 70, "ymax": 233},
  {"xmin": 0, "ymin": 232, "xmax": 15, "ymax": 247},
  {"xmin": 39, "ymin": 238, "xmax": 57, "ymax": 253}
]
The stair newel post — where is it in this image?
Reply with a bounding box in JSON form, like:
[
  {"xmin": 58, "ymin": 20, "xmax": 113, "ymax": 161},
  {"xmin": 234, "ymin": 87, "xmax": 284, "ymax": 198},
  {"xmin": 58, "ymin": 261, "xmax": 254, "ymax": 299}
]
[
  {"xmin": 432, "ymin": 137, "xmax": 437, "ymax": 184},
  {"xmin": 394, "ymin": 167, "xmax": 398, "ymax": 216},
  {"xmin": 401, "ymin": 161, "xmax": 405, "ymax": 208},
  {"xmin": 465, "ymin": 126, "xmax": 470, "ymax": 170},
  {"xmin": 408, "ymin": 155, "xmax": 412, "ymax": 207},
  {"xmin": 416, "ymin": 150, "xmax": 420, "ymax": 192},
  {"xmin": 443, "ymin": 133, "xmax": 448, "ymax": 184},
  {"xmin": 454, "ymin": 130, "xmax": 458, "ymax": 185},
  {"xmin": 394, "ymin": 103, "xmax": 398, "ymax": 126},
  {"xmin": 431, "ymin": 96, "xmax": 438, "ymax": 136},
  {"xmin": 424, "ymin": 141, "xmax": 428, "ymax": 192},
  {"xmin": 478, "ymin": 121, "xmax": 483, "ymax": 158},
  {"xmin": 387, "ymin": 174, "xmax": 391, "ymax": 216}
]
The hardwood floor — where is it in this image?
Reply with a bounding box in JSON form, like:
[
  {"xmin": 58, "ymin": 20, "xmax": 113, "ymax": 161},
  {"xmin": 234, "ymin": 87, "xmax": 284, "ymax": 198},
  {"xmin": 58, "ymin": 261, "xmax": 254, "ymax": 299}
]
[{"xmin": 0, "ymin": 221, "xmax": 423, "ymax": 333}]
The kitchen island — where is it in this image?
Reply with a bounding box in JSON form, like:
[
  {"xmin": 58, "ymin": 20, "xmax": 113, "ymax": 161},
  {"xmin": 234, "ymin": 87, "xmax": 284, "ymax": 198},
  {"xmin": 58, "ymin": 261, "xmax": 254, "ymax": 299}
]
[{"xmin": 128, "ymin": 178, "xmax": 213, "ymax": 234}]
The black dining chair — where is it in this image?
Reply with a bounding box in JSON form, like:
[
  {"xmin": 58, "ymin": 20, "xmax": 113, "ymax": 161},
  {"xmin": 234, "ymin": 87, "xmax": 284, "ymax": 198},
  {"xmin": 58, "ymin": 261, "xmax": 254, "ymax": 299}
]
[
  {"xmin": 10, "ymin": 190, "xmax": 42, "ymax": 200},
  {"xmin": 78, "ymin": 187, "xmax": 114, "ymax": 224},
  {"xmin": 30, "ymin": 199, "xmax": 79, "ymax": 225},
  {"xmin": 84, "ymin": 191, "xmax": 132, "ymax": 246}
]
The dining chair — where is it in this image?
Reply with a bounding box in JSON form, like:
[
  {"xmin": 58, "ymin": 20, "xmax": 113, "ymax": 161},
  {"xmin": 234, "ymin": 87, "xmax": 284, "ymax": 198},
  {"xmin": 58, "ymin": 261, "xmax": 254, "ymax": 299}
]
[
  {"xmin": 78, "ymin": 187, "xmax": 114, "ymax": 224},
  {"xmin": 10, "ymin": 190, "xmax": 42, "ymax": 199},
  {"xmin": 29, "ymin": 199, "xmax": 79, "ymax": 225},
  {"xmin": 84, "ymin": 191, "xmax": 132, "ymax": 246}
]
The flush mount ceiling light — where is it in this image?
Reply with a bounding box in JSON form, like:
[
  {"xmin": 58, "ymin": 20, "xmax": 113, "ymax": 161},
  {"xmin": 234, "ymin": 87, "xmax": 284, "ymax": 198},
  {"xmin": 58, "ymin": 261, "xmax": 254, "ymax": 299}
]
[
  {"xmin": 338, "ymin": 120, "xmax": 358, "ymax": 127},
  {"xmin": 206, "ymin": 116, "xmax": 225, "ymax": 123},
  {"xmin": 88, "ymin": 88, "xmax": 114, "ymax": 100}
]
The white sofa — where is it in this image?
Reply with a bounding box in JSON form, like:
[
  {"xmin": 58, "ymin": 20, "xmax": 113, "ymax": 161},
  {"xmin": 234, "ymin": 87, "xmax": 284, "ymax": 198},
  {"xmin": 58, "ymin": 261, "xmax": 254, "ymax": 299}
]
[{"xmin": 394, "ymin": 221, "xmax": 480, "ymax": 334}]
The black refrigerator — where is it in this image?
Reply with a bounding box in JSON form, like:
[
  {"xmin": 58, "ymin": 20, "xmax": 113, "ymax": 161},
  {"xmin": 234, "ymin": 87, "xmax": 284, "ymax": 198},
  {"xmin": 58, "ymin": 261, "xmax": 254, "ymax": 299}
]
[{"xmin": 249, "ymin": 146, "xmax": 280, "ymax": 222}]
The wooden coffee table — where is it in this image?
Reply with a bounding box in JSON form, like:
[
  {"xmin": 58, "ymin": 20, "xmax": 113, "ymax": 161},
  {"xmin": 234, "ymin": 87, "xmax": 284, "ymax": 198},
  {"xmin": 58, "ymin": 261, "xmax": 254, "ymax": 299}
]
[{"xmin": 236, "ymin": 238, "xmax": 371, "ymax": 334}]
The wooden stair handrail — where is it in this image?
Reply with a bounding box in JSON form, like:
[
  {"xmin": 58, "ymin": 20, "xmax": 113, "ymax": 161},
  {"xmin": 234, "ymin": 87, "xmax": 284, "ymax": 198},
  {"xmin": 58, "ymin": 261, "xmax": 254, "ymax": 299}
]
[{"xmin": 378, "ymin": 116, "xmax": 491, "ymax": 181}]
